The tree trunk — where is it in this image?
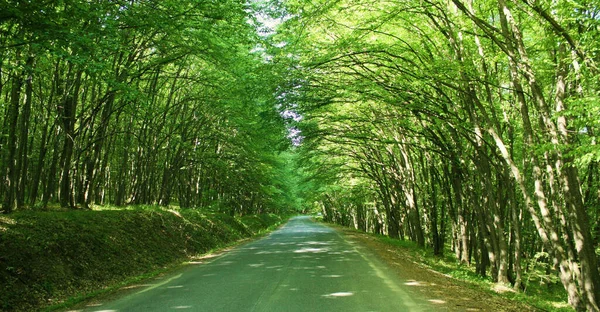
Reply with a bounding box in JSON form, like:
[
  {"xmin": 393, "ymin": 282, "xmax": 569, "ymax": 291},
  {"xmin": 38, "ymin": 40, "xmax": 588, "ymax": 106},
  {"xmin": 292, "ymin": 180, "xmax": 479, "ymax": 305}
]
[
  {"xmin": 59, "ymin": 68, "xmax": 83, "ymax": 209},
  {"xmin": 510, "ymin": 177, "xmax": 523, "ymax": 290},
  {"xmin": 81, "ymin": 92, "xmax": 116, "ymax": 208},
  {"xmin": 16, "ymin": 56, "xmax": 34, "ymax": 209},
  {"xmin": 398, "ymin": 142, "xmax": 425, "ymax": 246},
  {"xmin": 2, "ymin": 68, "xmax": 23, "ymax": 213},
  {"xmin": 115, "ymin": 118, "xmax": 131, "ymax": 206}
]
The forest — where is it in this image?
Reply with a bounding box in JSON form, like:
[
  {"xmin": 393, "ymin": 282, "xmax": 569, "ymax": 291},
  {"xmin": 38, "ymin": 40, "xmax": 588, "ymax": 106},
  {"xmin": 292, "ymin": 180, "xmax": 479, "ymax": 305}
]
[
  {"xmin": 0, "ymin": 0, "xmax": 301, "ymax": 215},
  {"xmin": 1, "ymin": 0, "xmax": 600, "ymax": 311}
]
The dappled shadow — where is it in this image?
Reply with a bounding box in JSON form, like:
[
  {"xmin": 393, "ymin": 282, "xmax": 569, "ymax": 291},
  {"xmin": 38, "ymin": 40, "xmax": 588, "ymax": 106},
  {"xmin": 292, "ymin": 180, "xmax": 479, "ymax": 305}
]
[
  {"xmin": 83, "ymin": 216, "xmax": 428, "ymax": 312},
  {"xmin": 293, "ymin": 247, "xmax": 330, "ymax": 253},
  {"xmin": 0, "ymin": 215, "xmax": 17, "ymax": 232},
  {"xmin": 402, "ymin": 279, "xmax": 451, "ymax": 308}
]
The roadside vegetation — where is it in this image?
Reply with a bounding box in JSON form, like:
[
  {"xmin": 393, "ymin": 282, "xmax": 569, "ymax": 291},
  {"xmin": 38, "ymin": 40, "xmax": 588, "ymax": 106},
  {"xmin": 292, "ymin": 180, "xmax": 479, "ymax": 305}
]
[
  {"xmin": 0, "ymin": 206, "xmax": 285, "ymax": 311},
  {"xmin": 282, "ymin": 1, "xmax": 600, "ymax": 310}
]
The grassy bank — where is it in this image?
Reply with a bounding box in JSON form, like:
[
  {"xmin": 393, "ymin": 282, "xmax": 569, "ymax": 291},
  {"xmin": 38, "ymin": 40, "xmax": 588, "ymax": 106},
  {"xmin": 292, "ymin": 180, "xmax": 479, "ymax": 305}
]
[{"xmin": 0, "ymin": 207, "xmax": 285, "ymax": 311}]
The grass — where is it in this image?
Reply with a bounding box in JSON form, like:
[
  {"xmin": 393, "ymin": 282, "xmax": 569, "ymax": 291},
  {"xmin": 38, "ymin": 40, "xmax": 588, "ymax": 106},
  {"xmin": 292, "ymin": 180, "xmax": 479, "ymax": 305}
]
[
  {"xmin": 0, "ymin": 206, "xmax": 287, "ymax": 312},
  {"xmin": 375, "ymin": 235, "xmax": 573, "ymax": 312}
]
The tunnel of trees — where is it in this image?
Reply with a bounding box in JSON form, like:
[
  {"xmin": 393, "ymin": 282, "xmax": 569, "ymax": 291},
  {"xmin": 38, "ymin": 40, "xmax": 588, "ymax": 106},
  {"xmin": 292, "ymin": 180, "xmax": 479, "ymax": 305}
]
[{"xmin": 2, "ymin": 0, "xmax": 600, "ymax": 311}]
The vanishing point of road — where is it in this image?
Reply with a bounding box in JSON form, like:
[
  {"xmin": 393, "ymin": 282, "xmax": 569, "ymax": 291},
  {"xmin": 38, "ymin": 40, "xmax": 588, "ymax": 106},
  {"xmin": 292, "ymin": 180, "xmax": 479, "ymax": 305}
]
[{"xmin": 82, "ymin": 216, "xmax": 431, "ymax": 312}]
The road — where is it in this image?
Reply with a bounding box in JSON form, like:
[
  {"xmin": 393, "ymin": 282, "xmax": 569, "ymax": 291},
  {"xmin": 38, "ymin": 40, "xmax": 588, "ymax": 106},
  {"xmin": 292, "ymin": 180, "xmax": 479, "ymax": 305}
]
[{"xmin": 82, "ymin": 216, "xmax": 430, "ymax": 312}]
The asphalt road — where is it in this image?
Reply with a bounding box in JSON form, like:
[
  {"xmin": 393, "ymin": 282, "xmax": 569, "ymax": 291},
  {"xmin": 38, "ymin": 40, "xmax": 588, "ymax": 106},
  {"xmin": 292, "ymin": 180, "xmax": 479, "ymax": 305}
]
[{"xmin": 82, "ymin": 216, "xmax": 430, "ymax": 312}]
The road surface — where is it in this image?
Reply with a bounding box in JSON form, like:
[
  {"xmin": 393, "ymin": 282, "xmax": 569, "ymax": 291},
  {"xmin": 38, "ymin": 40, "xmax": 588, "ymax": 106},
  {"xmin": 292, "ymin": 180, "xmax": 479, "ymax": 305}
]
[{"xmin": 82, "ymin": 216, "xmax": 430, "ymax": 312}]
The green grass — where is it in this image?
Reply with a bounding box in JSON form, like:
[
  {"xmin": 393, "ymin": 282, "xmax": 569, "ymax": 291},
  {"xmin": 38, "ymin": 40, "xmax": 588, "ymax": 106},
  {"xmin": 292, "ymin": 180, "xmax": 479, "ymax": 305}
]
[
  {"xmin": 0, "ymin": 206, "xmax": 287, "ymax": 312},
  {"xmin": 375, "ymin": 235, "xmax": 573, "ymax": 311}
]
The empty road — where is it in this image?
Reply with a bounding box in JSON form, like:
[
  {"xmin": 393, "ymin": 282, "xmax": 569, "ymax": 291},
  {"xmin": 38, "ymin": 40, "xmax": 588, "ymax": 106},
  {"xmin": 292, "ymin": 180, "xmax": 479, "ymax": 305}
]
[{"xmin": 81, "ymin": 216, "xmax": 430, "ymax": 312}]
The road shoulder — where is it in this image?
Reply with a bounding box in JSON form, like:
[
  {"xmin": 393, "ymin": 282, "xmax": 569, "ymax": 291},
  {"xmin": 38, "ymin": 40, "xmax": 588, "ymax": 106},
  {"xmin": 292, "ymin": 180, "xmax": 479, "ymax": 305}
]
[{"xmin": 330, "ymin": 224, "xmax": 540, "ymax": 312}]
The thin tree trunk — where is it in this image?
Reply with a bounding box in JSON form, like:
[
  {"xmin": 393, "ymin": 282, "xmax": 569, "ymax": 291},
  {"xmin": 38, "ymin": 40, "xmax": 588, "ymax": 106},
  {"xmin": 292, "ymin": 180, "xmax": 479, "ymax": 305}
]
[
  {"xmin": 510, "ymin": 177, "xmax": 523, "ymax": 290},
  {"xmin": 398, "ymin": 141, "xmax": 425, "ymax": 246},
  {"xmin": 59, "ymin": 68, "xmax": 83, "ymax": 209},
  {"xmin": 2, "ymin": 67, "xmax": 23, "ymax": 213},
  {"xmin": 82, "ymin": 91, "xmax": 116, "ymax": 208},
  {"xmin": 16, "ymin": 55, "xmax": 34, "ymax": 209}
]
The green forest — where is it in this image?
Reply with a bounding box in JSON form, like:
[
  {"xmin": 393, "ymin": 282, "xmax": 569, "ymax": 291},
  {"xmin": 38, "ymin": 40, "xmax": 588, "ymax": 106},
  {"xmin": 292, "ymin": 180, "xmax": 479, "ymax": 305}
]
[{"xmin": 1, "ymin": 0, "xmax": 600, "ymax": 311}]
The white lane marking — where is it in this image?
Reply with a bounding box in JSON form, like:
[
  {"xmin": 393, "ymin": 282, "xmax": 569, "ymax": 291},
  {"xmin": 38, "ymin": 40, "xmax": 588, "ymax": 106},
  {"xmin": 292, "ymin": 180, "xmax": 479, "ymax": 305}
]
[{"xmin": 135, "ymin": 274, "xmax": 183, "ymax": 295}]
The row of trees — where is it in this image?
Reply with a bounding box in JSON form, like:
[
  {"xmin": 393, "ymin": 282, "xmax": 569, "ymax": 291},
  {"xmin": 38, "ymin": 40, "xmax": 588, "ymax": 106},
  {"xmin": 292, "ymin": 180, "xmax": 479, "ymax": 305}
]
[
  {"xmin": 0, "ymin": 0, "xmax": 296, "ymax": 215},
  {"xmin": 276, "ymin": 0, "xmax": 600, "ymax": 310}
]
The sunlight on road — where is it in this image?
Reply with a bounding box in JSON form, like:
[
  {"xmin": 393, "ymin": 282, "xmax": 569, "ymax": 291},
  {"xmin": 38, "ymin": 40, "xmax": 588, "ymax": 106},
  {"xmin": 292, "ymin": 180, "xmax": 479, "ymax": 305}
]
[
  {"xmin": 405, "ymin": 280, "xmax": 424, "ymax": 286},
  {"xmin": 82, "ymin": 217, "xmax": 428, "ymax": 311},
  {"xmin": 322, "ymin": 292, "xmax": 354, "ymax": 298},
  {"xmin": 428, "ymin": 299, "xmax": 447, "ymax": 304},
  {"xmin": 293, "ymin": 247, "xmax": 329, "ymax": 253}
]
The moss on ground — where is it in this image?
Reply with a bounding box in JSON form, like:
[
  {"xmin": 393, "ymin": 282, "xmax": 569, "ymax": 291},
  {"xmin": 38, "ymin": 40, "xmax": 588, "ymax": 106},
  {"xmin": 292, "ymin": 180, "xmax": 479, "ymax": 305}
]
[{"xmin": 0, "ymin": 208, "xmax": 285, "ymax": 311}]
